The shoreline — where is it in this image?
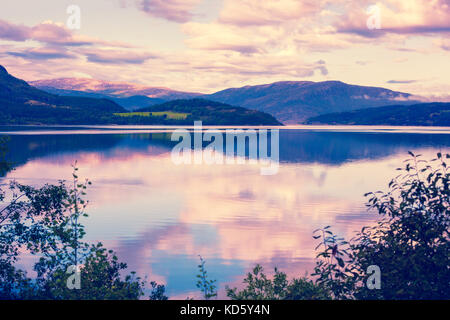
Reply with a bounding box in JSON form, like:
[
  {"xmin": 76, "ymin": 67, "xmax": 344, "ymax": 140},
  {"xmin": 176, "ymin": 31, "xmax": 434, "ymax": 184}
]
[{"xmin": 1, "ymin": 124, "xmax": 450, "ymax": 135}]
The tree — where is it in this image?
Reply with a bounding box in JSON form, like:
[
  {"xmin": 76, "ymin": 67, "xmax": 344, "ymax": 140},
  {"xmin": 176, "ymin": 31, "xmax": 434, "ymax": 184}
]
[
  {"xmin": 0, "ymin": 138, "xmax": 162, "ymax": 299},
  {"xmin": 39, "ymin": 243, "xmax": 146, "ymax": 300},
  {"xmin": 313, "ymin": 152, "xmax": 450, "ymax": 299},
  {"xmin": 196, "ymin": 256, "xmax": 217, "ymax": 300},
  {"xmin": 226, "ymin": 265, "xmax": 330, "ymax": 300},
  {"xmin": 149, "ymin": 281, "xmax": 168, "ymax": 300}
]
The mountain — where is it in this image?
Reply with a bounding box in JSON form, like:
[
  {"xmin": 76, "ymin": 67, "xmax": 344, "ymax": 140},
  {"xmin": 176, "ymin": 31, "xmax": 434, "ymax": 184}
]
[
  {"xmin": 31, "ymin": 86, "xmax": 166, "ymax": 111},
  {"xmin": 31, "ymin": 79, "xmax": 422, "ymax": 124},
  {"xmin": 305, "ymin": 102, "xmax": 450, "ymax": 126},
  {"xmin": 31, "ymin": 78, "xmax": 201, "ymax": 110},
  {"xmin": 0, "ymin": 66, "xmax": 279, "ymax": 126},
  {"xmin": 202, "ymin": 81, "xmax": 420, "ymax": 124},
  {"xmin": 136, "ymin": 98, "xmax": 282, "ymax": 125},
  {"xmin": 0, "ymin": 65, "xmax": 126, "ymax": 124}
]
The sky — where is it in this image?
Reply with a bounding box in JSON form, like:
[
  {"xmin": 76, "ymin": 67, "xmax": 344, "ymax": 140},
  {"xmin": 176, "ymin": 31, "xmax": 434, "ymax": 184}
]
[{"xmin": 0, "ymin": 0, "xmax": 449, "ymax": 97}]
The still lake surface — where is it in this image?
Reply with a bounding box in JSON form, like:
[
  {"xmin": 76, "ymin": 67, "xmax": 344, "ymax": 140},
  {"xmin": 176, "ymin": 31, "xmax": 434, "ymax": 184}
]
[{"xmin": 2, "ymin": 125, "xmax": 450, "ymax": 298}]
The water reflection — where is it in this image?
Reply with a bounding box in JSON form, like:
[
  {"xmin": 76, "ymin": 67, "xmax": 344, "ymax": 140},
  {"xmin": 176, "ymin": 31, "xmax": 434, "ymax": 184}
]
[
  {"xmin": 5, "ymin": 130, "xmax": 450, "ymax": 168},
  {"xmin": 2, "ymin": 128, "xmax": 450, "ymax": 298}
]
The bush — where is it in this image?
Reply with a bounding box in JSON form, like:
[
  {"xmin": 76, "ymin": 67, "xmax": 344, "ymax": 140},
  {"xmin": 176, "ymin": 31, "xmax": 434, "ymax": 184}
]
[
  {"xmin": 0, "ymin": 142, "xmax": 163, "ymax": 300},
  {"xmin": 313, "ymin": 152, "xmax": 450, "ymax": 300},
  {"xmin": 38, "ymin": 243, "xmax": 146, "ymax": 300},
  {"xmin": 226, "ymin": 265, "xmax": 330, "ymax": 300}
]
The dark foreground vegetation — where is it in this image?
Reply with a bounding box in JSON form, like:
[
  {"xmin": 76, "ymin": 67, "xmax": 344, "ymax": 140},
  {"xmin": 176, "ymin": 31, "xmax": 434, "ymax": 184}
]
[{"xmin": 0, "ymin": 137, "xmax": 448, "ymax": 299}]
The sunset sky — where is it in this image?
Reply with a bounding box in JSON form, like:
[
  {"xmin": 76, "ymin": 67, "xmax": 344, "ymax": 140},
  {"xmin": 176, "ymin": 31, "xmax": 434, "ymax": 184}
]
[{"xmin": 0, "ymin": 0, "xmax": 449, "ymax": 98}]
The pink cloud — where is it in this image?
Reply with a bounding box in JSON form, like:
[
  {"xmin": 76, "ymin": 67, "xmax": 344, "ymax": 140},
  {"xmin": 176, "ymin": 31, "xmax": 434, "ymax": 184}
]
[
  {"xmin": 0, "ymin": 19, "xmax": 133, "ymax": 48},
  {"xmin": 136, "ymin": 0, "xmax": 202, "ymax": 23},
  {"xmin": 0, "ymin": 20, "xmax": 29, "ymax": 41},
  {"xmin": 218, "ymin": 0, "xmax": 322, "ymax": 26},
  {"xmin": 182, "ymin": 22, "xmax": 266, "ymax": 54},
  {"xmin": 80, "ymin": 48, "xmax": 158, "ymax": 64},
  {"xmin": 437, "ymin": 38, "xmax": 450, "ymax": 51},
  {"xmin": 30, "ymin": 22, "xmax": 93, "ymax": 46},
  {"xmin": 7, "ymin": 46, "xmax": 76, "ymax": 60},
  {"xmin": 337, "ymin": 0, "xmax": 450, "ymax": 37}
]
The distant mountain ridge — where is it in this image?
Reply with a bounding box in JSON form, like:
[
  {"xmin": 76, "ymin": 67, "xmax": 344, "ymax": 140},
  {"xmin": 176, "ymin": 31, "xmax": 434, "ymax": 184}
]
[
  {"xmin": 203, "ymin": 81, "xmax": 421, "ymax": 123},
  {"xmin": 31, "ymin": 78, "xmax": 202, "ymax": 111},
  {"xmin": 32, "ymin": 77, "xmax": 422, "ymax": 124},
  {"xmin": 31, "ymin": 78, "xmax": 201, "ymax": 100},
  {"xmin": 31, "ymin": 86, "xmax": 166, "ymax": 111},
  {"xmin": 305, "ymin": 102, "xmax": 450, "ymax": 126},
  {"xmin": 0, "ymin": 65, "xmax": 126, "ymax": 124}
]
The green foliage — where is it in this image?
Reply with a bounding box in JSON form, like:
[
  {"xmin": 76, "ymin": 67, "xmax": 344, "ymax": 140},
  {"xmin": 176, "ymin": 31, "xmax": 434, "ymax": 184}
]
[
  {"xmin": 196, "ymin": 256, "xmax": 217, "ymax": 300},
  {"xmin": 283, "ymin": 277, "xmax": 331, "ymax": 300},
  {"xmin": 230, "ymin": 152, "xmax": 449, "ymax": 301},
  {"xmin": 0, "ymin": 176, "xmax": 73, "ymax": 298},
  {"xmin": 39, "ymin": 243, "xmax": 146, "ymax": 300},
  {"xmin": 114, "ymin": 111, "xmax": 190, "ymax": 120},
  {"xmin": 137, "ymin": 99, "xmax": 282, "ymax": 125},
  {"xmin": 149, "ymin": 281, "xmax": 168, "ymax": 300},
  {"xmin": 354, "ymin": 151, "xmax": 449, "ymax": 299},
  {"xmin": 226, "ymin": 265, "xmax": 330, "ymax": 300},
  {"xmin": 313, "ymin": 152, "xmax": 450, "ymax": 300},
  {"xmin": 0, "ymin": 143, "xmax": 162, "ymax": 300},
  {"xmin": 312, "ymin": 227, "xmax": 355, "ymax": 299}
]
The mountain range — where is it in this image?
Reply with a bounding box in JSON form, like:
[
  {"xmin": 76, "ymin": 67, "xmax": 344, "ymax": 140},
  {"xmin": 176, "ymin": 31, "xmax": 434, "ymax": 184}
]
[
  {"xmin": 0, "ymin": 65, "xmax": 279, "ymax": 125},
  {"xmin": 30, "ymin": 78, "xmax": 201, "ymax": 100},
  {"xmin": 32, "ymin": 78, "xmax": 422, "ymax": 124},
  {"xmin": 306, "ymin": 102, "xmax": 450, "ymax": 126},
  {"xmin": 30, "ymin": 78, "xmax": 201, "ymax": 111},
  {"xmin": 203, "ymin": 81, "xmax": 421, "ymax": 123},
  {"xmin": 5, "ymin": 64, "xmax": 448, "ymax": 126},
  {"xmin": 0, "ymin": 65, "xmax": 126, "ymax": 124}
]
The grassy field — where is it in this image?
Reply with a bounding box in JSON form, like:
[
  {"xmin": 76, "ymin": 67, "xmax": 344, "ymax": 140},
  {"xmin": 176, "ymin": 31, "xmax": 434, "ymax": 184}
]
[{"xmin": 114, "ymin": 111, "xmax": 190, "ymax": 120}]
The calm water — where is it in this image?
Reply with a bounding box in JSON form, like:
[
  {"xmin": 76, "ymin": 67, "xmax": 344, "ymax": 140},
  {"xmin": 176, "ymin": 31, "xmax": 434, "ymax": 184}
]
[{"xmin": 2, "ymin": 126, "xmax": 450, "ymax": 298}]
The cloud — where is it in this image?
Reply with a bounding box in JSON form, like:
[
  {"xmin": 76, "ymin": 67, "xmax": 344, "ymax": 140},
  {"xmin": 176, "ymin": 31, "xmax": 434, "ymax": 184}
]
[
  {"xmin": 30, "ymin": 22, "xmax": 93, "ymax": 46},
  {"xmin": 0, "ymin": 19, "xmax": 151, "ymax": 66},
  {"xmin": 170, "ymin": 51, "xmax": 328, "ymax": 78},
  {"xmin": 218, "ymin": 0, "xmax": 322, "ymax": 26},
  {"xmin": 0, "ymin": 19, "xmax": 133, "ymax": 48},
  {"xmin": 387, "ymin": 80, "xmax": 417, "ymax": 84},
  {"xmin": 337, "ymin": 0, "xmax": 450, "ymax": 38},
  {"xmin": 2, "ymin": 0, "xmax": 449, "ymax": 96},
  {"xmin": 181, "ymin": 1, "xmax": 352, "ymax": 55},
  {"xmin": 182, "ymin": 22, "xmax": 266, "ymax": 53},
  {"xmin": 7, "ymin": 47, "xmax": 76, "ymax": 60},
  {"xmin": 435, "ymin": 38, "xmax": 450, "ymax": 51},
  {"xmin": 80, "ymin": 49, "xmax": 158, "ymax": 64},
  {"xmin": 0, "ymin": 19, "xmax": 85, "ymax": 45},
  {"xmin": 136, "ymin": 0, "xmax": 202, "ymax": 23},
  {"xmin": 0, "ymin": 20, "xmax": 29, "ymax": 41}
]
